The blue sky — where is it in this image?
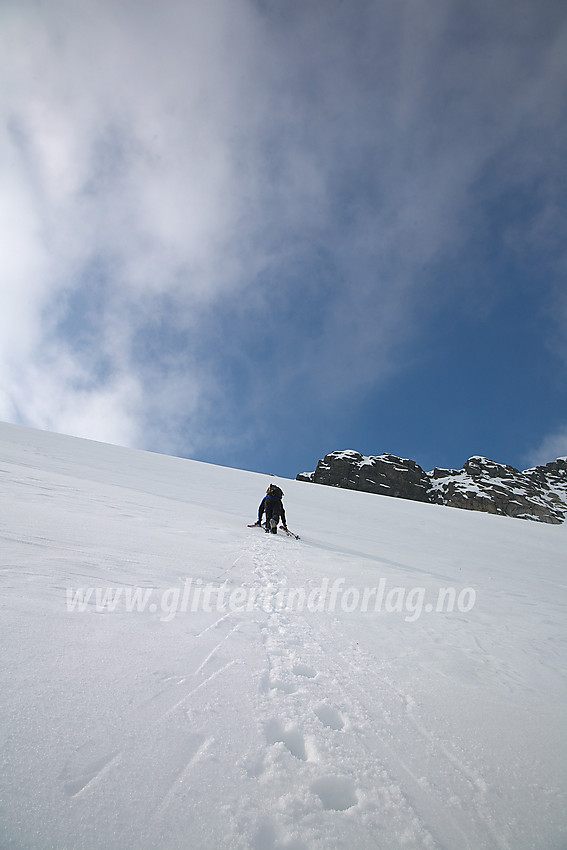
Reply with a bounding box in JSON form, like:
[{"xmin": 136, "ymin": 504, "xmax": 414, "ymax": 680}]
[{"xmin": 1, "ymin": 0, "xmax": 566, "ymax": 479}]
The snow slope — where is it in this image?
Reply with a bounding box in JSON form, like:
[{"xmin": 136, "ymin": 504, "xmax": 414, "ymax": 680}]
[{"xmin": 1, "ymin": 422, "xmax": 566, "ymax": 850}]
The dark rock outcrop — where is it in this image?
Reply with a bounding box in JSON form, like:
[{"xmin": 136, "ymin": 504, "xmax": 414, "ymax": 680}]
[
  {"xmin": 308, "ymin": 450, "xmax": 430, "ymax": 502},
  {"xmin": 297, "ymin": 450, "xmax": 567, "ymax": 524}
]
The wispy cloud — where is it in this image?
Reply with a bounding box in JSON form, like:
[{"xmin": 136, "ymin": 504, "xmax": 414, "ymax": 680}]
[
  {"xmin": 1, "ymin": 0, "xmax": 566, "ymax": 462},
  {"xmin": 526, "ymin": 426, "xmax": 567, "ymax": 467}
]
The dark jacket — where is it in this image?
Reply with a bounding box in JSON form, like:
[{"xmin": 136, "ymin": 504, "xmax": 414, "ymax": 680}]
[{"xmin": 258, "ymin": 495, "xmax": 286, "ymax": 527}]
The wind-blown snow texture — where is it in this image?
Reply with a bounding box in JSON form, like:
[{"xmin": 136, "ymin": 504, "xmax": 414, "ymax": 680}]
[{"xmin": 1, "ymin": 422, "xmax": 566, "ymax": 850}]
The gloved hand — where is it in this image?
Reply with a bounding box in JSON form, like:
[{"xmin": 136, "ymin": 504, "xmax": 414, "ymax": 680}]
[{"xmin": 282, "ymin": 524, "xmax": 288, "ymax": 531}]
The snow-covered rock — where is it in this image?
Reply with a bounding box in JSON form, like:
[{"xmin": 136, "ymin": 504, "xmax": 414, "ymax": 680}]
[
  {"xmin": 300, "ymin": 451, "xmax": 567, "ymax": 524},
  {"xmin": 430, "ymin": 456, "xmax": 567, "ymax": 523}
]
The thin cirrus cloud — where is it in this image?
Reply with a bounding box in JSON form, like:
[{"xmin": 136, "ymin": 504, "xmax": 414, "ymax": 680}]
[
  {"xmin": 526, "ymin": 426, "xmax": 567, "ymax": 468},
  {"xmin": 1, "ymin": 0, "xmax": 566, "ymax": 465}
]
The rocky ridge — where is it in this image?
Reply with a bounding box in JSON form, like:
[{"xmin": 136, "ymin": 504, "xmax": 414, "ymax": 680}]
[{"xmin": 297, "ymin": 451, "xmax": 567, "ymax": 524}]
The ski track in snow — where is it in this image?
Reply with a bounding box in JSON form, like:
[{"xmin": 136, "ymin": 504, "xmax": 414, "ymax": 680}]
[
  {"xmin": 8, "ymin": 525, "xmax": 477, "ymax": 848},
  {"xmin": 228, "ymin": 537, "xmax": 492, "ymax": 850},
  {"xmin": 56, "ymin": 621, "xmax": 239, "ymax": 801}
]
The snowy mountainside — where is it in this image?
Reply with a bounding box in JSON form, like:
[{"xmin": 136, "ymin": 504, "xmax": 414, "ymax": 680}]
[
  {"xmin": 299, "ymin": 449, "xmax": 567, "ymax": 523},
  {"xmin": 1, "ymin": 422, "xmax": 566, "ymax": 850}
]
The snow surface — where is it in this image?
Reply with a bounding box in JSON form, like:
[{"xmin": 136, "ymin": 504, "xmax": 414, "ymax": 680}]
[{"xmin": 1, "ymin": 422, "xmax": 566, "ymax": 850}]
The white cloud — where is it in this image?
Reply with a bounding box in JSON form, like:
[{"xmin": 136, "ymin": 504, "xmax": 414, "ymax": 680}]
[
  {"xmin": 526, "ymin": 427, "xmax": 567, "ymax": 467},
  {"xmin": 1, "ymin": 0, "xmax": 267, "ymax": 446},
  {"xmin": 1, "ymin": 0, "xmax": 566, "ymax": 458}
]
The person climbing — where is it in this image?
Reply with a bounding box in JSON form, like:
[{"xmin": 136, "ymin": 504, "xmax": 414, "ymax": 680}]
[{"xmin": 255, "ymin": 484, "xmax": 288, "ymax": 534}]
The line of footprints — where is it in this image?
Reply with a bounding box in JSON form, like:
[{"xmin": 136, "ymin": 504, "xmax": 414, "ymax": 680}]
[{"xmin": 255, "ymin": 624, "xmax": 359, "ymax": 814}]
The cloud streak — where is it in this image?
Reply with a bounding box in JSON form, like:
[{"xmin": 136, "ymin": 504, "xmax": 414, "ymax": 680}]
[
  {"xmin": 1, "ymin": 0, "xmax": 566, "ymax": 464},
  {"xmin": 527, "ymin": 426, "xmax": 567, "ymax": 467}
]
